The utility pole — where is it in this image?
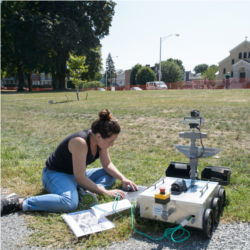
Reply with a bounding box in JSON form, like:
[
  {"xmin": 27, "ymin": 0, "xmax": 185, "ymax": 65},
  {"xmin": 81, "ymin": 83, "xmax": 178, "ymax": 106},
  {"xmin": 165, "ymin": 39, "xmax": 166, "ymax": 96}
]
[{"xmin": 159, "ymin": 33, "xmax": 180, "ymax": 81}]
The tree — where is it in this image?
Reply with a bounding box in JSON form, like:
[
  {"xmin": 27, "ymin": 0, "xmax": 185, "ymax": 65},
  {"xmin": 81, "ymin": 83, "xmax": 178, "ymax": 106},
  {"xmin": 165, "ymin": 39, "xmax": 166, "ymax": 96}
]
[
  {"xmin": 193, "ymin": 64, "xmax": 209, "ymax": 74},
  {"xmin": 67, "ymin": 54, "xmax": 88, "ymax": 101},
  {"xmin": 161, "ymin": 61, "xmax": 183, "ymax": 83},
  {"xmin": 1, "ymin": 1, "xmax": 45, "ymax": 91},
  {"xmin": 203, "ymin": 65, "xmax": 218, "ymax": 81},
  {"xmin": 41, "ymin": 1, "xmax": 116, "ymax": 90},
  {"xmin": 2, "ymin": 1, "xmax": 116, "ymax": 90},
  {"xmin": 167, "ymin": 58, "xmax": 185, "ymax": 74},
  {"xmin": 136, "ymin": 66, "xmax": 156, "ymax": 85},
  {"xmin": 82, "ymin": 47, "xmax": 102, "ymax": 82},
  {"xmin": 130, "ymin": 64, "xmax": 142, "ymax": 84},
  {"xmin": 85, "ymin": 81, "xmax": 104, "ymax": 89},
  {"xmin": 105, "ymin": 53, "xmax": 116, "ymax": 87},
  {"xmin": 1, "ymin": 69, "xmax": 7, "ymax": 80}
]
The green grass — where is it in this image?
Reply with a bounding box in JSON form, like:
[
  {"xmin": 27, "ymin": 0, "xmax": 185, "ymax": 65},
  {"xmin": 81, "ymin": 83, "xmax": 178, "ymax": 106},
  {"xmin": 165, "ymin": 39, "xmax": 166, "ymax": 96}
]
[{"xmin": 1, "ymin": 89, "xmax": 250, "ymax": 247}]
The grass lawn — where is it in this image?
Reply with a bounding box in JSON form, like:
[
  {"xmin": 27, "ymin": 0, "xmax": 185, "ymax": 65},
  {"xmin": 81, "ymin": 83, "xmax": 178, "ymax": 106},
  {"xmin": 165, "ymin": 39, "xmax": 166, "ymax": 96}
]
[{"xmin": 1, "ymin": 89, "xmax": 250, "ymax": 248}]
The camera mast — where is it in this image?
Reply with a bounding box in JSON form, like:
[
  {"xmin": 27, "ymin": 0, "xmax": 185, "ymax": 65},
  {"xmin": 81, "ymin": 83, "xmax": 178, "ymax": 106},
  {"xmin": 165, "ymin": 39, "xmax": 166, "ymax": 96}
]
[{"xmin": 175, "ymin": 111, "xmax": 221, "ymax": 186}]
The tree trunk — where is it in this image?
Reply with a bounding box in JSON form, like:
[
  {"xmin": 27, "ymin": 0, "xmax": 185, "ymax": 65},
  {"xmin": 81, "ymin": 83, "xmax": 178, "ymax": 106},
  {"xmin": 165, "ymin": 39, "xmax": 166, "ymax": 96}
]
[
  {"xmin": 52, "ymin": 60, "xmax": 66, "ymax": 90},
  {"xmin": 26, "ymin": 73, "xmax": 32, "ymax": 92},
  {"xmin": 76, "ymin": 86, "xmax": 80, "ymax": 101},
  {"xmin": 51, "ymin": 72, "xmax": 57, "ymax": 90},
  {"xmin": 17, "ymin": 65, "xmax": 25, "ymax": 92},
  {"xmin": 59, "ymin": 59, "xmax": 67, "ymax": 90},
  {"xmin": 58, "ymin": 70, "xmax": 66, "ymax": 90}
]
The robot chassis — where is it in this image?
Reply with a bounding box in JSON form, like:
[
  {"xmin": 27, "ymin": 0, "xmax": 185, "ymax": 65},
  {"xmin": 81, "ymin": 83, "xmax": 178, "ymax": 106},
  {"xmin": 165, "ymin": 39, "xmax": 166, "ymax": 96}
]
[{"xmin": 135, "ymin": 111, "xmax": 229, "ymax": 238}]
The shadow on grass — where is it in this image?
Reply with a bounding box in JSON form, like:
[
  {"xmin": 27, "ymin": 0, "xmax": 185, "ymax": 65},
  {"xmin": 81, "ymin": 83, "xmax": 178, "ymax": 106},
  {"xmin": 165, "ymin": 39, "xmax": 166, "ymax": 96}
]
[{"xmin": 49, "ymin": 100, "xmax": 74, "ymax": 104}]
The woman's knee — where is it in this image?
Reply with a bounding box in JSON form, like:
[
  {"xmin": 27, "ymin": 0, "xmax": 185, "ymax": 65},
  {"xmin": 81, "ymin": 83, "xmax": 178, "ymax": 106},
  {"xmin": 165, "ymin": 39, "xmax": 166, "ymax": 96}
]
[
  {"xmin": 60, "ymin": 192, "xmax": 79, "ymax": 212},
  {"xmin": 101, "ymin": 175, "xmax": 116, "ymax": 189}
]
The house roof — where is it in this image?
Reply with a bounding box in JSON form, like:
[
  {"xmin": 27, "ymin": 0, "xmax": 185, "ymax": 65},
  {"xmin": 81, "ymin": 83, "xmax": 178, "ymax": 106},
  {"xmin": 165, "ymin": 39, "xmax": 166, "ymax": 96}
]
[
  {"xmin": 218, "ymin": 39, "xmax": 250, "ymax": 65},
  {"xmin": 229, "ymin": 40, "xmax": 250, "ymax": 53},
  {"xmin": 218, "ymin": 55, "xmax": 230, "ymax": 64}
]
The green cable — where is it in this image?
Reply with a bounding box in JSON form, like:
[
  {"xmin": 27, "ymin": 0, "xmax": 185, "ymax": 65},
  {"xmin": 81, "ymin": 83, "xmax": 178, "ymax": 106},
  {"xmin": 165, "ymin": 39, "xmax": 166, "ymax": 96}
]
[
  {"xmin": 112, "ymin": 193, "xmax": 123, "ymax": 217},
  {"xmin": 112, "ymin": 193, "xmax": 191, "ymax": 243},
  {"xmin": 131, "ymin": 205, "xmax": 190, "ymax": 243}
]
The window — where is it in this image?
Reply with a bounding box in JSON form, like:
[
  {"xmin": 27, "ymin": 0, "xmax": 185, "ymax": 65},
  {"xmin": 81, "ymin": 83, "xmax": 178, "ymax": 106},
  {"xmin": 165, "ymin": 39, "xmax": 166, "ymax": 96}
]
[
  {"xmin": 232, "ymin": 59, "xmax": 234, "ymax": 65},
  {"xmin": 223, "ymin": 68, "xmax": 226, "ymax": 74},
  {"xmin": 239, "ymin": 52, "xmax": 242, "ymax": 59},
  {"xmin": 243, "ymin": 52, "xmax": 247, "ymax": 59}
]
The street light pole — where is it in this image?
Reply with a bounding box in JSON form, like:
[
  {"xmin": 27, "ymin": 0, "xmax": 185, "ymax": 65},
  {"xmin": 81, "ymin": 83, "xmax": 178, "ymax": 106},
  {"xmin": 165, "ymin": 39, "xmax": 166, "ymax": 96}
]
[
  {"xmin": 159, "ymin": 33, "xmax": 180, "ymax": 81},
  {"xmin": 159, "ymin": 37, "xmax": 162, "ymax": 82}
]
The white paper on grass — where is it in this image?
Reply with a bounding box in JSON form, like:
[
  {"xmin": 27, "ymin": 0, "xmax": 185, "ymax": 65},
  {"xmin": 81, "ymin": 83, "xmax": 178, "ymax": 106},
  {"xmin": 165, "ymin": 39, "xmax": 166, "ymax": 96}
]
[
  {"xmin": 62, "ymin": 199, "xmax": 132, "ymax": 238},
  {"xmin": 62, "ymin": 209, "xmax": 114, "ymax": 238}
]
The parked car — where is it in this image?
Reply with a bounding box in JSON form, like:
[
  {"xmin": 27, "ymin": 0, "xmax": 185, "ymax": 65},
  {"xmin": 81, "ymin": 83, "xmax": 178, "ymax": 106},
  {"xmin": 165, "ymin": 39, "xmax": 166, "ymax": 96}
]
[
  {"xmin": 146, "ymin": 81, "xmax": 168, "ymax": 90},
  {"xmin": 130, "ymin": 87, "xmax": 143, "ymax": 91}
]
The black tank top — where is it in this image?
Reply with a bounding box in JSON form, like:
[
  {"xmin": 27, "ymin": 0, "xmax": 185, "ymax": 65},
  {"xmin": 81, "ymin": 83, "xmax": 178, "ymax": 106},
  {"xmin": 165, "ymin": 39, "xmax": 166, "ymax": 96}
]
[{"xmin": 46, "ymin": 129, "xmax": 100, "ymax": 174}]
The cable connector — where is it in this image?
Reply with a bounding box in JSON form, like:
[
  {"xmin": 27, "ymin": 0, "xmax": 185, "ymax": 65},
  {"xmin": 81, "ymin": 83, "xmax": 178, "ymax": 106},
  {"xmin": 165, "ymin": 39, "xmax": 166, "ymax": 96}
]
[{"xmin": 180, "ymin": 215, "xmax": 195, "ymax": 227}]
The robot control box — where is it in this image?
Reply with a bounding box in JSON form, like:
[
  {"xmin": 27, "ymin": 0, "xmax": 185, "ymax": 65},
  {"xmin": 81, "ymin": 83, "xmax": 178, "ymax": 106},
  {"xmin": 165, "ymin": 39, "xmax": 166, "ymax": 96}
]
[
  {"xmin": 135, "ymin": 111, "xmax": 229, "ymax": 238},
  {"xmin": 136, "ymin": 177, "xmax": 221, "ymax": 230}
]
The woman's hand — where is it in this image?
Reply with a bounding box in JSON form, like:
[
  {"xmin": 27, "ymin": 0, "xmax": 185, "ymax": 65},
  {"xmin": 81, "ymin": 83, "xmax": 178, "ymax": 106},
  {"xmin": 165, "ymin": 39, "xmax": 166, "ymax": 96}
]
[
  {"xmin": 121, "ymin": 178, "xmax": 138, "ymax": 192},
  {"xmin": 106, "ymin": 189, "xmax": 126, "ymax": 199}
]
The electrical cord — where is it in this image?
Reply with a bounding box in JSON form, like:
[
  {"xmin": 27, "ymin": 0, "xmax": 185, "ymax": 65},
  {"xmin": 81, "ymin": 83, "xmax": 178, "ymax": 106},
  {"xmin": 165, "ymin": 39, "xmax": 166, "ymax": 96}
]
[
  {"xmin": 112, "ymin": 193, "xmax": 191, "ymax": 243},
  {"xmin": 112, "ymin": 193, "xmax": 123, "ymax": 217},
  {"xmin": 130, "ymin": 205, "xmax": 191, "ymax": 243},
  {"xmin": 195, "ymin": 126, "xmax": 205, "ymax": 158}
]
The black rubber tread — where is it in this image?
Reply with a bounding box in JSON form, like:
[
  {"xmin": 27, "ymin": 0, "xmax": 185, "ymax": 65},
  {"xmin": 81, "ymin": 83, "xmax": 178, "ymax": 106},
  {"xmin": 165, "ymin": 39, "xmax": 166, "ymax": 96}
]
[
  {"xmin": 212, "ymin": 197, "xmax": 221, "ymax": 224},
  {"xmin": 203, "ymin": 208, "xmax": 214, "ymax": 239}
]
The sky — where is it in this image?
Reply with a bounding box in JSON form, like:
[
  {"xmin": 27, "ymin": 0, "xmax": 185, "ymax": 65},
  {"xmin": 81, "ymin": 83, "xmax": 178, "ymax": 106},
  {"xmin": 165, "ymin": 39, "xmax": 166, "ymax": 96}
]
[{"xmin": 100, "ymin": 0, "xmax": 250, "ymax": 72}]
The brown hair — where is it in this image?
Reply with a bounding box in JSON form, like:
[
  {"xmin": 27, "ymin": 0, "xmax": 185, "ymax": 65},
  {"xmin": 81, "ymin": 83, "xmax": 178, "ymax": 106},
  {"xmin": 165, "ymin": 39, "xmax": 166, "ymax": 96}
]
[{"xmin": 91, "ymin": 109, "xmax": 120, "ymax": 138}]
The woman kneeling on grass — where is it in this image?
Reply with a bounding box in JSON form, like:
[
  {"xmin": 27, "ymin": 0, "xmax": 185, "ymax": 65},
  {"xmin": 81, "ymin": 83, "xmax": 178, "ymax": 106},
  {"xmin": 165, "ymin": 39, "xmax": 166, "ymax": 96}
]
[{"xmin": 1, "ymin": 109, "xmax": 138, "ymax": 215}]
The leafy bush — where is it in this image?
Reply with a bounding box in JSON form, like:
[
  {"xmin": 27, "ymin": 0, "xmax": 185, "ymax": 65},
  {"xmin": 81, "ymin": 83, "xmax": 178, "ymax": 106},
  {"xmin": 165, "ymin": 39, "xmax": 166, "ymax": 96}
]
[{"xmin": 84, "ymin": 81, "xmax": 104, "ymax": 89}]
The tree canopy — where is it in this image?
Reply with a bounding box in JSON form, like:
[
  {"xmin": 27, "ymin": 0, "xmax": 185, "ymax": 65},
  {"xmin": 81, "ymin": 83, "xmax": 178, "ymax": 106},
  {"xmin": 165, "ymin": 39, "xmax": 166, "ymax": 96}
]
[
  {"xmin": 202, "ymin": 65, "xmax": 218, "ymax": 81},
  {"xmin": 193, "ymin": 64, "xmax": 209, "ymax": 74},
  {"xmin": 130, "ymin": 64, "xmax": 142, "ymax": 84},
  {"xmin": 136, "ymin": 66, "xmax": 156, "ymax": 85},
  {"xmin": 1, "ymin": 1, "xmax": 42, "ymax": 90},
  {"xmin": 67, "ymin": 54, "xmax": 88, "ymax": 100},
  {"xmin": 167, "ymin": 58, "xmax": 185, "ymax": 73},
  {"xmin": 1, "ymin": 1, "xmax": 116, "ymax": 90},
  {"xmin": 154, "ymin": 59, "xmax": 184, "ymax": 83},
  {"xmin": 161, "ymin": 60, "xmax": 183, "ymax": 83}
]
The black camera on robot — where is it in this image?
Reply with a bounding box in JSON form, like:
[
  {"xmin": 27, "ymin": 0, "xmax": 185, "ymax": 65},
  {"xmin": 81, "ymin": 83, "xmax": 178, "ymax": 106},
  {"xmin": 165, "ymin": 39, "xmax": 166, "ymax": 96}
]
[{"xmin": 183, "ymin": 110, "xmax": 204, "ymax": 129}]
